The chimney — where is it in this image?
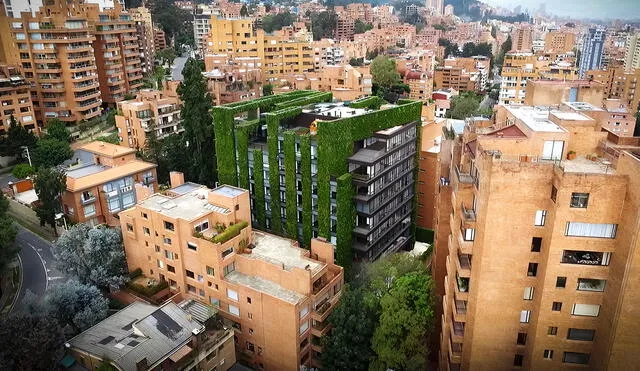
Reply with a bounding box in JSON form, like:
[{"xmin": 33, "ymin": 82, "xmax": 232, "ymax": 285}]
[{"xmin": 169, "ymin": 171, "xmax": 185, "ymax": 189}]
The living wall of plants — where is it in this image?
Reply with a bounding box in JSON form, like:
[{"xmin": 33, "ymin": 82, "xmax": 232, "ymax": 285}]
[
  {"xmin": 235, "ymin": 119, "xmax": 260, "ymax": 190},
  {"xmin": 283, "ymin": 131, "xmax": 298, "ymax": 239},
  {"xmin": 316, "ymin": 100, "xmax": 423, "ymax": 238},
  {"xmin": 348, "ymin": 96, "xmax": 385, "ymax": 109},
  {"xmin": 253, "ymin": 149, "xmax": 266, "ymax": 228},
  {"xmin": 300, "ymin": 134, "xmax": 313, "ymax": 248},
  {"xmin": 274, "ymin": 91, "xmax": 332, "ymax": 110},
  {"xmin": 336, "ymin": 173, "xmax": 355, "ymax": 277}
]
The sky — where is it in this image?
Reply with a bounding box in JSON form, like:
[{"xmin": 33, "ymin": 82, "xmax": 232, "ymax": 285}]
[{"xmin": 482, "ymin": 0, "xmax": 640, "ymax": 20}]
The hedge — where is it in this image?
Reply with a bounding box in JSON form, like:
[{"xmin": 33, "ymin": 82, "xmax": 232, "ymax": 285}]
[
  {"xmin": 283, "ymin": 131, "xmax": 298, "ymax": 239},
  {"xmin": 253, "ymin": 149, "xmax": 266, "ymax": 228},
  {"xmin": 235, "ymin": 119, "xmax": 260, "ymax": 190},
  {"xmin": 128, "ymin": 268, "xmax": 143, "ymax": 279},
  {"xmin": 336, "ymin": 173, "xmax": 354, "ymax": 277},
  {"xmin": 212, "ymin": 220, "xmax": 249, "ymax": 244},
  {"xmin": 126, "ymin": 279, "xmax": 168, "ymax": 298},
  {"xmin": 348, "ymin": 96, "xmax": 385, "ymax": 109},
  {"xmin": 300, "ymin": 134, "xmax": 313, "ymax": 248},
  {"xmin": 316, "ymin": 100, "xmax": 423, "ymax": 239},
  {"xmin": 274, "ymin": 91, "xmax": 332, "ymax": 110}
]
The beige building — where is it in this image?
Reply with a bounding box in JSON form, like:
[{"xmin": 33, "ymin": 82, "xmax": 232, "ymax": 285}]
[
  {"xmin": 524, "ymin": 80, "xmax": 605, "ymax": 107},
  {"xmin": 115, "ymin": 88, "xmax": 183, "ymax": 149},
  {"xmin": 67, "ymin": 300, "xmax": 236, "ymax": 371},
  {"xmin": 205, "ymin": 18, "xmax": 314, "ymax": 83},
  {"xmin": 544, "ymin": 31, "xmax": 577, "ymax": 54},
  {"xmin": 129, "ymin": 7, "xmax": 156, "ymax": 74},
  {"xmin": 437, "ymin": 102, "xmax": 640, "ymax": 370},
  {"xmin": 499, "ymin": 53, "xmax": 538, "ymax": 104},
  {"xmin": 119, "ymin": 174, "xmax": 344, "ymax": 371},
  {"xmin": 0, "ymin": 64, "xmax": 36, "ymax": 134},
  {"xmin": 587, "ymin": 67, "xmax": 640, "ymax": 113},
  {"xmin": 624, "ymin": 34, "xmax": 640, "ymax": 71},
  {"xmin": 511, "ymin": 26, "xmax": 533, "ymax": 52},
  {"xmin": 62, "ymin": 141, "xmax": 158, "ymax": 227},
  {"xmin": 275, "ymin": 64, "xmax": 372, "ymax": 101}
]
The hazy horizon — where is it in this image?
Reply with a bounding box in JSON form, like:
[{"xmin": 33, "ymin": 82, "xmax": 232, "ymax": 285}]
[{"xmin": 482, "ymin": 0, "xmax": 640, "ymax": 20}]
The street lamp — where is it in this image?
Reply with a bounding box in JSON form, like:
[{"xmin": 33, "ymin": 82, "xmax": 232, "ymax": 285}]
[
  {"xmin": 21, "ymin": 146, "xmax": 32, "ymax": 166},
  {"xmin": 55, "ymin": 212, "xmax": 68, "ymax": 231}
]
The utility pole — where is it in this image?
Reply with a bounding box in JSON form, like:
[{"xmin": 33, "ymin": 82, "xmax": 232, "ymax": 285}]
[{"xmin": 21, "ymin": 146, "xmax": 32, "ymax": 166}]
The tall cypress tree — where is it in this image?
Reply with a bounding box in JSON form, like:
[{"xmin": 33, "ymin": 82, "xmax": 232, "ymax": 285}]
[{"xmin": 177, "ymin": 59, "xmax": 217, "ymax": 186}]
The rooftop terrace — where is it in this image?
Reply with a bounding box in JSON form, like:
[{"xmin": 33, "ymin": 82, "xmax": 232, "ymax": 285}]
[
  {"xmin": 139, "ymin": 185, "xmax": 231, "ymax": 220},
  {"xmin": 247, "ymin": 231, "xmax": 322, "ymax": 273},
  {"xmin": 503, "ymin": 105, "xmax": 567, "ymax": 133}
]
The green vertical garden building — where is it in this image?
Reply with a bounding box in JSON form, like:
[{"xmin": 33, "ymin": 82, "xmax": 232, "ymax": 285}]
[{"xmin": 213, "ymin": 90, "xmax": 422, "ymax": 270}]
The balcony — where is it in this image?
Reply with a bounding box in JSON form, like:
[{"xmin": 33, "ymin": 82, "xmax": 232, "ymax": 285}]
[
  {"xmin": 561, "ymin": 250, "xmax": 610, "ymax": 267},
  {"xmin": 142, "ymin": 176, "xmax": 155, "ymax": 185},
  {"xmin": 311, "ymin": 321, "xmax": 331, "ymax": 337},
  {"xmin": 455, "ymin": 165, "xmax": 474, "ymax": 185},
  {"xmin": 311, "ymin": 289, "xmax": 342, "ymax": 323},
  {"xmin": 453, "ymin": 299, "xmax": 467, "ymax": 322},
  {"xmin": 461, "ymin": 204, "xmax": 476, "ymax": 222},
  {"xmin": 452, "ymin": 321, "xmax": 465, "ymax": 342},
  {"xmin": 449, "ymin": 339, "xmax": 462, "ymax": 364},
  {"xmin": 81, "ymin": 194, "xmax": 96, "ymax": 205},
  {"xmin": 455, "ymin": 276, "xmax": 469, "ymax": 300},
  {"xmin": 456, "ymin": 254, "xmax": 471, "ymax": 278}
]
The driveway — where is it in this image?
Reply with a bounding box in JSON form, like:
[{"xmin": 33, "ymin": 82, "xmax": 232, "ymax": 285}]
[{"xmin": 171, "ymin": 56, "xmax": 188, "ymax": 81}]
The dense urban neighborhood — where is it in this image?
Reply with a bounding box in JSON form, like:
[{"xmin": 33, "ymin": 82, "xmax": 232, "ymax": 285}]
[{"xmin": 0, "ymin": 0, "xmax": 639, "ymax": 370}]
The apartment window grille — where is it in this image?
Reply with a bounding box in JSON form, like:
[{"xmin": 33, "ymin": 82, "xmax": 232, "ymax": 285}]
[
  {"xmin": 556, "ymin": 276, "xmax": 567, "ymax": 288},
  {"xmin": 531, "ymin": 237, "xmax": 542, "ymax": 252},
  {"xmin": 534, "ymin": 210, "xmax": 547, "ymax": 226},
  {"xmin": 561, "ymin": 250, "xmax": 611, "ymax": 266},
  {"xmin": 570, "ymin": 193, "xmax": 589, "ymax": 208}
]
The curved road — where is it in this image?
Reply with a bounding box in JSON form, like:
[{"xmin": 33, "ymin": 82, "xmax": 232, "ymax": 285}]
[{"xmin": 11, "ymin": 226, "xmax": 64, "ymax": 312}]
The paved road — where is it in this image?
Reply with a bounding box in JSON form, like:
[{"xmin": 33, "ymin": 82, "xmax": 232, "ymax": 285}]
[
  {"xmin": 171, "ymin": 56, "xmax": 188, "ymax": 81},
  {"xmin": 0, "ymin": 171, "xmax": 17, "ymax": 189},
  {"xmin": 12, "ymin": 225, "xmax": 65, "ymax": 312}
]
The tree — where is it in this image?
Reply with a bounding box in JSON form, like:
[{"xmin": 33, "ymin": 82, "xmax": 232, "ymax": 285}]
[
  {"xmin": 311, "ymin": 11, "xmax": 337, "ymax": 41},
  {"xmin": 0, "ymin": 193, "xmax": 19, "ymax": 275},
  {"xmin": 45, "ymin": 280, "xmax": 109, "ymax": 333},
  {"xmin": 354, "ymin": 19, "xmax": 373, "ymax": 34},
  {"xmin": 0, "ymin": 312, "xmax": 66, "ymax": 370},
  {"xmin": 448, "ymin": 92, "xmax": 482, "ymax": 119},
  {"xmin": 55, "ymin": 223, "xmax": 128, "ymax": 289},
  {"xmin": 370, "ymin": 55, "xmax": 400, "ymax": 89},
  {"xmin": 371, "ymin": 272, "xmax": 435, "ymax": 371},
  {"xmin": 11, "ymin": 163, "xmax": 35, "ymax": 179},
  {"xmin": 496, "ymin": 35, "xmax": 512, "ymax": 66},
  {"xmin": 44, "ymin": 119, "xmax": 70, "ymax": 143},
  {"xmin": 349, "ymin": 57, "xmax": 364, "ymax": 67},
  {"xmin": 262, "ymin": 12, "xmax": 294, "ymax": 33},
  {"xmin": 321, "ymin": 286, "xmax": 377, "ymax": 371},
  {"xmin": 32, "ymin": 138, "xmax": 73, "ymax": 168},
  {"xmin": 156, "ymin": 47, "xmax": 177, "ymax": 66},
  {"xmin": 240, "ymin": 4, "xmax": 249, "ymax": 17},
  {"xmin": 33, "ymin": 167, "xmax": 66, "ymax": 235},
  {"xmin": 150, "ymin": 0, "xmax": 192, "ymax": 48},
  {"xmin": 177, "ymin": 59, "xmax": 217, "ymax": 186},
  {"xmin": 262, "ymin": 83, "xmax": 274, "ymax": 96},
  {"xmin": 0, "ymin": 115, "xmax": 37, "ymax": 157}
]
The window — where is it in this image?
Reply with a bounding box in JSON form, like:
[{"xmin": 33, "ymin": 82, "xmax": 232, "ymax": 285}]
[
  {"xmin": 126, "ymin": 223, "xmax": 134, "ymax": 232},
  {"xmin": 543, "ymin": 350, "xmax": 553, "ymax": 360},
  {"xmin": 142, "ymin": 212, "xmax": 148, "ymax": 219},
  {"xmin": 186, "ymin": 270, "xmax": 195, "ymax": 279},
  {"xmin": 246, "ymin": 342, "xmax": 255, "ymax": 352},
  {"xmin": 520, "ymin": 310, "xmax": 531, "ymax": 323},
  {"xmin": 143, "ymin": 227, "xmax": 150, "ymax": 235},
  {"xmin": 517, "ymin": 332, "xmax": 527, "ymax": 345},
  {"xmin": 164, "ymin": 221, "xmax": 175, "ymax": 231},
  {"xmin": 571, "ymin": 303, "xmax": 600, "ymax": 317},
  {"xmin": 223, "ymin": 262, "xmax": 236, "ymax": 276},
  {"xmin": 155, "ymin": 245, "xmax": 160, "ymax": 253},
  {"xmin": 551, "ymin": 186, "xmax": 557, "ymax": 202},
  {"xmin": 248, "ymin": 312, "xmax": 253, "ymax": 319},
  {"xmin": 556, "ymin": 277, "xmax": 567, "ymax": 288},
  {"xmin": 577, "ymin": 278, "xmax": 606, "ymax": 292},
  {"xmin": 108, "ymin": 197, "xmax": 120, "ymax": 212},
  {"xmin": 163, "ymin": 237, "xmax": 172, "ymax": 245},
  {"xmin": 249, "ymin": 328, "xmax": 254, "ymax": 334},
  {"xmin": 206, "ymin": 266, "xmax": 215, "ymax": 276},
  {"xmin": 164, "ymin": 250, "xmax": 175, "ymax": 260},
  {"xmin": 197, "ymin": 274, "xmax": 203, "ymax": 282},
  {"xmin": 531, "ymin": 237, "xmax": 542, "ymax": 252},
  {"xmin": 299, "ymin": 306, "xmax": 309, "ymax": 319},
  {"xmin": 157, "ymin": 259, "xmax": 164, "ymax": 269},
  {"xmin": 187, "ymin": 284, "xmax": 196, "ymax": 293},
  {"xmin": 562, "ymin": 250, "xmax": 611, "ymax": 266},
  {"xmin": 84, "ymin": 204, "xmax": 96, "ymax": 217},
  {"xmin": 222, "ymin": 246, "xmax": 234, "ymax": 258},
  {"xmin": 199, "ymin": 289, "xmax": 205, "ymax": 297},
  {"xmin": 548, "ymin": 326, "xmax": 558, "ymax": 335},
  {"xmin": 187, "ymin": 242, "xmax": 197, "ymax": 251},
  {"xmin": 534, "ymin": 210, "xmax": 547, "ymax": 226},
  {"xmin": 513, "ymin": 354, "xmax": 524, "ymax": 367},
  {"xmin": 567, "ymin": 328, "xmax": 596, "ymax": 341},
  {"xmin": 563, "ymin": 352, "xmax": 590, "ymax": 365},
  {"xmin": 523, "ymin": 287, "xmax": 534, "ymax": 300},
  {"xmin": 570, "ymin": 193, "xmax": 589, "ymax": 208},
  {"xmin": 299, "ymin": 320, "xmax": 309, "ymax": 334},
  {"xmin": 463, "ymin": 227, "xmax": 475, "ymax": 241},
  {"xmin": 210, "ymin": 297, "xmax": 220, "ymax": 307},
  {"xmin": 565, "ymin": 222, "xmax": 617, "ymax": 238},
  {"xmin": 229, "ymin": 304, "xmax": 240, "ymax": 316},
  {"xmin": 227, "ymin": 288, "xmax": 239, "ymax": 301},
  {"xmin": 195, "ymin": 221, "xmax": 209, "ymax": 232},
  {"xmin": 167, "ymin": 265, "xmax": 175, "ymax": 273},
  {"xmin": 552, "ymin": 302, "xmax": 562, "ymax": 311},
  {"xmin": 527, "ymin": 263, "xmax": 538, "ymax": 277},
  {"xmin": 247, "ymin": 297, "xmax": 252, "ymax": 304}
]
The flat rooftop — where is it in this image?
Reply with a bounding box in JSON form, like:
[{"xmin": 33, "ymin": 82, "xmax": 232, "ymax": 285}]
[
  {"xmin": 212, "ymin": 185, "xmax": 245, "ymax": 198},
  {"xmin": 248, "ymin": 231, "xmax": 322, "ymax": 273},
  {"xmin": 504, "ymin": 105, "xmax": 567, "ymax": 133},
  {"xmin": 551, "ymin": 111, "xmax": 593, "ymax": 121},
  {"xmin": 225, "ymin": 271, "xmax": 306, "ymax": 304},
  {"xmin": 563, "ymin": 101, "xmax": 603, "ymax": 111},
  {"xmin": 139, "ymin": 185, "xmax": 230, "ymax": 220},
  {"xmin": 66, "ymin": 160, "xmax": 156, "ymax": 191},
  {"xmin": 79, "ymin": 141, "xmax": 136, "ymax": 158},
  {"xmin": 562, "ymin": 156, "xmax": 615, "ymax": 175},
  {"xmin": 302, "ymin": 102, "xmax": 370, "ymax": 119}
]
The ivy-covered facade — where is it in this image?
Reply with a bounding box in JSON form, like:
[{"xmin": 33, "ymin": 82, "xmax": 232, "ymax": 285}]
[{"xmin": 214, "ymin": 92, "xmax": 422, "ymax": 267}]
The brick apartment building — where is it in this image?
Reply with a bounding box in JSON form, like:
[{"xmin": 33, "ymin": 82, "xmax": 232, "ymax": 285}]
[
  {"xmin": 118, "ymin": 174, "xmax": 344, "ymax": 370},
  {"xmin": 115, "ymin": 87, "xmax": 183, "ymax": 149},
  {"xmin": 436, "ymin": 102, "xmax": 640, "ymax": 370},
  {"xmin": 0, "ymin": 64, "xmax": 36, "ymax": 134},
  {"xmin": 62, "ymin": 141, "xmax": 157, "ymax": 226}
]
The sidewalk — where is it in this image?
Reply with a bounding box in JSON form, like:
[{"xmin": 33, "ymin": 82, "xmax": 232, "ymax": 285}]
[{"xmin": 7, "ymin": 200, "xmax": 57, "ymax": 242}]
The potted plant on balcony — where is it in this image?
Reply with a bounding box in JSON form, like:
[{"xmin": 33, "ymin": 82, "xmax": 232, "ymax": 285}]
[
  {"xmin": 457, "ymin": 277, "xmax": 468, "ymax": 292},
  {"xmin": 567, "ymin": 151, "xmax": 576, "ymax": 160}
]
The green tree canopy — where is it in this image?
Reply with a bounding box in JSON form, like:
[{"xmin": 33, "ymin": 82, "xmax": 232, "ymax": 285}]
[
  {"xmin": 310, "ymin": 11, "xmax": 337, "ymax": 41},
  {"xmin": 156, "ymin": 47, "xmax": 177, "ymax": 66},
  {"xmin": 240, "ymin": 4, "xmax": 249, "ymax": 17},
  {"xmin": 32, "ymin": 138, "xmax": 73, "ymax": 168},
  {"xmin": 0, "ymin": 115, "xmax": 37, "ymax": 157},
  {"xmin": 45, "ymin": 119, "xmax": 71, "ymax": 143},
  {"xmin": 262, "ymin": 83, "xmax": 274, "ymax": 96},
  {"xmin": 150, "ymin": 0, "xmax": 193, "ymax": 47},
  {"xmin": 262, "ymin": 12, "xmax": 294, "ymax": 33},
  {"xmin": 447, "ymin": 92, "xmax": 483, "ymax": 119},
  {"xmin": 177, "ymin": 59, "xmax": 216, "ymax": 186},
  {"xmin": 55, "ymin": 223, "xmax": 128, "ymax": 289},
  {"xmin": 0, "ymin": 311, "xmax": 66, "ymax": 369},
  {"xmin": 11, "ymin": 163, "xmax": 35, "ymax": 179},
  {"xmin": 0, "ymin": 193, "xmax": 19, "ymax": 274},
  {"xmin": 370, "ymin": 272, "xmax": 435, "ymax": 371},
  {"xmin": 354, "ymin": 19, "xmax": 373, "ymax": 34},
  {"xmin": 370, "ymin": 55, "xmax": 400, "ymax": 89},
  {"xmin": 45, "ymin": 280, "xmax": 109, "ymax": 333},
  {"xmin": 33, "ymin": 167, "xmax": 66, "ymax": 235}
]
